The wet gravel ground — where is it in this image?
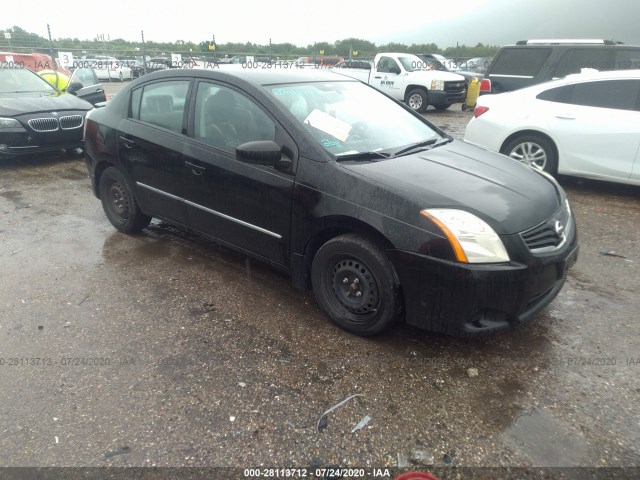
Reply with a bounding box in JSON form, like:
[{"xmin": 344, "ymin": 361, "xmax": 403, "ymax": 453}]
[{"xmin": 1, "ymin": 89, "xmax": 639, "ymax": 479}]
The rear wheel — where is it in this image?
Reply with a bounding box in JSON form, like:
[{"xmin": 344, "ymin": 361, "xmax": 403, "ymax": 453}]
[
  {"xmin": 406, "ymin": 89, "xmax": 428, "ymax": 113},
  {"xmin": 99, "ymin": 166, "xmax": 151, "ymax": 233},
  {"xmin": 311, "ymin": 234, "xmax": 402, "ymax": 336},
  {"xmin": 502, "ymin": 134, "xmax": 558, "ymax": 175}
]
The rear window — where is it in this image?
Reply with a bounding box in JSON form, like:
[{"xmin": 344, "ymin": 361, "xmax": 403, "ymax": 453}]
[{"xmin": 490, "ymin": 48, "xmax": 551, "ymax": 77}]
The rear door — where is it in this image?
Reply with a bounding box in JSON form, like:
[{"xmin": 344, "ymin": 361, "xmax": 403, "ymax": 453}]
[{"xmin": 117, "ymin": 78, "xmax": 193, "ymax": 224}]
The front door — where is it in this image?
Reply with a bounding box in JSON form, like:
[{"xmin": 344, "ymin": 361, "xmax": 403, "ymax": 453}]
[{"xmin": 181, "ymin": 80, "xmax": 296, "ymax": 266}]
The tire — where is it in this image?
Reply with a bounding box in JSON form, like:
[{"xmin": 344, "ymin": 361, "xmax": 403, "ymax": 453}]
[
  {"xmin": 406, "ymin": 88, "xmax": 428, "ymax": 113},
  {"xmin": 502, "ymin": 134, "xmax": 558, "ymax": 175},
  {"xmin": 435, "ymin": 104, "xmax": 451, "ymax": 111},
  {"xmin": 311, "ymin": 234, "xmax": 402, "ymax": 336},
  {"xmin": 99, "ymin": 166, "xmax": 151, "ymax": 233}
]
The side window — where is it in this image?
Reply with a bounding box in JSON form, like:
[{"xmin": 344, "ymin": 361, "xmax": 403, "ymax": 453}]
[
  {"xmin": 615, "ymin": 49, "xmax": 640, "ymax": 70},
  {"xmin": 569, "ymin": 80, "xmax": 640, "ymax": 111},
  {"xmin": 193, "ymin": 82, "xmax": 276, "ymax": 151},
  {"xmin": 553, "ymin": 49, "xmax": 613, "ymax": 78},
  {"xmin": 377, "ymin": 56, "xmax": 398, "ymax": 74},
  {"xmin": 537, "ymin": 85, "xmax": 574, "ymax": 103},
  {"xmin": 130, "ymin": 87, "xmax": 142, "ymax": 119},
  {"xmin": 71, "ymin": 67, "xmax": 98, "ymax": 87},
  {"xmin": 538, "ymin": 80, "xmax": 640, "ymax": 111},
  {"xmin": 137, "ymin": 80, "xmax": 190, "ymax": 133},
  {"xmin": 491, "ymin": 48, "xmax": 551, "ymax": 77}
]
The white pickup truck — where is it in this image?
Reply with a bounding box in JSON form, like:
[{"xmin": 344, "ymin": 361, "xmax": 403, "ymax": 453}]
[{"xmin": 332, "ymin": 53, "xmax": 467, "ymax": 112}]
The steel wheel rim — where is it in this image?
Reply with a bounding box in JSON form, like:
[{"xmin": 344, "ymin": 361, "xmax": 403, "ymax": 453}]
[
  {"xmin": 509, "ymin": 141, "xmax": 547, "ymax": 170},
  {"xmin": 331, "ymin": 257, "xmax": 380, "ymax": 317},
  {"xmin": 107, "ymin": 180, "xmax": 129, "ymax": 222},
  {"xmin": 408, "ymin": 93, "xmax": 423, "ymax": 110}
]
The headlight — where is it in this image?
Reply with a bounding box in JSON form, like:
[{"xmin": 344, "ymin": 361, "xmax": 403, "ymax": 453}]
[
  {"xmin": 0, "ymin": 118, "xmax": 21, "ymax": 128},
  {"xmin": 431, "ymin": 80, "xmax": 445, "ymax": 91},
  {"xmin": 421, "ymin": 209, "xmax": 510, "ymax": 263}
]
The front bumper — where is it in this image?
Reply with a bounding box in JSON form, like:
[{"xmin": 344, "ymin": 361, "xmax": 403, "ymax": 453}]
[
  {"xmin": 429, "ymin": 89, "xmax": 466, "ymax": 106},
  {"xmin": 0, "ymin": 130, "xmax": 84, "ymax": 157},
  {"xmin": 388, "ymin": 240, "xmax": 578, "ymax": 336}
]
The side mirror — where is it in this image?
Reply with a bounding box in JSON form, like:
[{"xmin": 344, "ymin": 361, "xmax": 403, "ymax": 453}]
[
  {"xmin": 236, "ymin": 140, "xmax": 292, "ymax": 170},
  {"xmin": 67, "ymin": 82, "xmax": 83, "ymax": 94}
]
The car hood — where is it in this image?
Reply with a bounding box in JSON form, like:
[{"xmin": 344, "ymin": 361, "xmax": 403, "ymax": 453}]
[
  {"xmin": 341, "ymin": 139, "xmax": 562, "ymax": 235},
  {"xmin": 0, "ymin": 91, "xmax": 93, "ymax": 117}
]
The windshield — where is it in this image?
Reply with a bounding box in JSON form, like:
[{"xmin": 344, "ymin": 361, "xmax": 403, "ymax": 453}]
[
  {"xmin": 270, "ymin": 81, "xmax": 440, "ymax": 157},
  {"xmin": 0, "ymin": 68, "xmax": 57, "ymax": 93},
  {"xmin": 398, "ymin": 55, "xmax": 431, "ymax": 72}
]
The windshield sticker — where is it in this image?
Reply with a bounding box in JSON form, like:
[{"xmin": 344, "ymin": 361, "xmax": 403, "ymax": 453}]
[
  {"xmin": 304, "ymin": 109, "xmax": 352, "ymax": 142},
  {"xmin": 321, "ymin": 139, "xmax": 342, "ymax": 149}
]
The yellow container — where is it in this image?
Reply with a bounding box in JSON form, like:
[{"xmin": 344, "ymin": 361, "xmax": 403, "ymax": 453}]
[
  {"xmin": 37, "ymin": 70, "xmax": 70, "ymax": 92},
  {"xmin": 463, "ymin": 77, "xmax": 480, "ymax": 110}
]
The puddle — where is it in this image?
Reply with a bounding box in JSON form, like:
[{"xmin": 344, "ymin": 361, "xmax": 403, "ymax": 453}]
[{"xmin": 502, "ymin": 407, "xmax": 588, "ymax": 467}]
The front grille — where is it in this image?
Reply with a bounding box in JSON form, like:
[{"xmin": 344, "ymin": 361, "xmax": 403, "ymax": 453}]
[
  {"xmin": 521, "ymin": 201, "xmax": 572, "ymax": 253},
  {"xmin": 28, "ymin": 118, "xmax": 59, "ymax": 132},
  {"xmin": 444, "ymin": 81, "xmax": 466, "ymax": 92},
  {"xmin": 59, "ymin": 115, "xmax": 83, "ymax": 130}
]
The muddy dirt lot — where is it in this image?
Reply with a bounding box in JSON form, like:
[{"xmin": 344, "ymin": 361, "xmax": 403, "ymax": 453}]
[{"xmin": 1, "ymin": 97, "xmax": 639, "ymax": 479}]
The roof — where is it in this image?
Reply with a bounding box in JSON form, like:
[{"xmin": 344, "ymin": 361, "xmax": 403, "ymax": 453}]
[{"xmin": 142, "ymin": 65, "xmax": 356, "ymax": 86}]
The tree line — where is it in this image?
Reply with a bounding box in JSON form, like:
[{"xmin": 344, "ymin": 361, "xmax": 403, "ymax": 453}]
[{"xmin": 0, "ymin": 26, "xmax": 500, "ymax": 59}]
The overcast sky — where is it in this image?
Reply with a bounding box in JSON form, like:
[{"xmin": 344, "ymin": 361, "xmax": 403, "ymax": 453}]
[{"xmin": 3, "ymin": 0, "xmax": 639, "ymax": 47}]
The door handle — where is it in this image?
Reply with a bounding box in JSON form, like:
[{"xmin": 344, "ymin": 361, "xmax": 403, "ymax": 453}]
[
  {"xmin": 555, "ymin": 114, "xmax": 576, "ymax": 120},
  {"xmin": 119, "ymin": 136, "xmax": 136, "ymax": 148},
  {"xmin": 374, "ymin": 76, "xmax": 382, "ymax": 79},
  {"xmin": 184, "ymin": 160, "xmax": 205, "ymax": 176}
]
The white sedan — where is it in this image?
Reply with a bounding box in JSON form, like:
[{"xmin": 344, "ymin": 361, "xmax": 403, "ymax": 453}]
[
  {"xmin": 90, "ymin": 58, "xmax": 133, "ymax": 81},
  {"xmin": 464, "ymin": 69, "xmax": 640, "ymax": 186}
]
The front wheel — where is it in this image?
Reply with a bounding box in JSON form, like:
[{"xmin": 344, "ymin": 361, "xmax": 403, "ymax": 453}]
[
  {"xmin": 99, "ymin": 166, "xmax": 151, "ymax": 233},
  {"xmin": 311, "ymin": 234, "xmax": 402, "ymax": 336},
  {"xmin": 405, "ymin": 89, "xmax": 428, "ymax": 113},
  {"xmin": 502, "ymin": 134, "xmax": 558, "ymax": 175}
]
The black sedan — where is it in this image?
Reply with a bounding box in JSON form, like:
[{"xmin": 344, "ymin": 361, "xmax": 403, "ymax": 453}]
[
  {"xmin": 84, "ymin": 68, "xmax": 578, "ymax": 337},
  {"xmin": 0, "ymin": 67, "xmax": 95, "ymax": 158}
]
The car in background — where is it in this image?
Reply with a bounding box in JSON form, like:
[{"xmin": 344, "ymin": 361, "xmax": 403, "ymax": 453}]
[
  {"xmin": 464, "ymin": 69, "xmax": 640, "ymax": 186},
  {"xmin": 77, "ymin": 57, "xmax": 132, "ymax": 81},
  {"xmin": 0, "ymin": 67, "xmax": 95, "ymax": 158},
  {"xmin": 145, "ymin": 57, "xmax": 172, "ymax": 73},
  {"xmin": 333, "ymin": 59, "xmax": 373, "ymax": 70},
  {"xmin": 83, "ymin": 68, "xmax": 577, "ymax": 337},
  {"xmin": 458, "ymin": 57, "xmax": 493, "ymax": 75},
  {"xmin": 118, "ymin": 57, "xmax": 145, "ymax": 78},
  {"xmin": 416, "ymin": 53, "xmax": 485, "ymax": 84},
  {"xmin": 480, "ymin": 39, "xmax": 640, "ymax": 94}
]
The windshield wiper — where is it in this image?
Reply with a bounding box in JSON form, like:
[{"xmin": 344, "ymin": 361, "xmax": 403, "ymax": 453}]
[
  {"xmin": 393, "ymin": 136, "xmax": 451, "ymax": 157},
  {"xmin": 335, "ymin": 151, "xmax": 391, "ymax": 162}
]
